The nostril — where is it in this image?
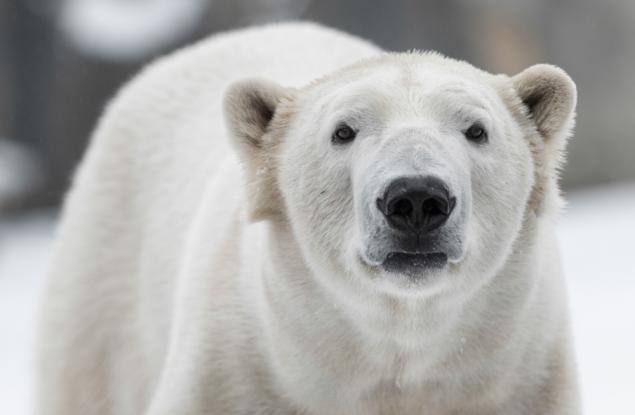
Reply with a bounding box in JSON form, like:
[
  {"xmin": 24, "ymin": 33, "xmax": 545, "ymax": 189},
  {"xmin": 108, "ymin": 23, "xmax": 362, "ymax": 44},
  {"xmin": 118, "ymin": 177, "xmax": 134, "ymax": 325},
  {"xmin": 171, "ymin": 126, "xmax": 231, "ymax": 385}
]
[
  {"xmin": 422, "ymin": 198, "xmax": 443, "ymax": 216},
  {"xmin": 392, "ymin": 198, "xmax": 413, "ymax": 217},
  {"xmin": 422, "ymin": 195, "xmax": 454, "ymax": 216}
]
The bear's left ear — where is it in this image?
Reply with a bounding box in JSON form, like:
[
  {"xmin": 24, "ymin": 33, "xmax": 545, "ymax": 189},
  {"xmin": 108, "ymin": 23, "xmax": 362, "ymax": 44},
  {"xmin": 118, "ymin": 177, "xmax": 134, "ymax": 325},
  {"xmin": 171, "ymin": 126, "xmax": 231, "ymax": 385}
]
[
  {"xmin": 512, "ymin": 64, "xmax": 577, "ymax": 143},
  {"xmin": 510, "ymin": 64, "xmax": 577, "ymax": 213},
  {"xmin": 223, "ymin": 78, "xmax": 295, "ymax": 221}
]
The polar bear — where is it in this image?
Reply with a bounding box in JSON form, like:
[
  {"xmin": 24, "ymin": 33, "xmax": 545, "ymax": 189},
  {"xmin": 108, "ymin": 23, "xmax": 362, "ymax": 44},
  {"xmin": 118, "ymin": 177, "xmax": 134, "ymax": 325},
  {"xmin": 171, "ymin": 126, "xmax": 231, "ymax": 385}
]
[{"xmin": 37, "ymin": 22, "xmax": 579, "ymax": 415}]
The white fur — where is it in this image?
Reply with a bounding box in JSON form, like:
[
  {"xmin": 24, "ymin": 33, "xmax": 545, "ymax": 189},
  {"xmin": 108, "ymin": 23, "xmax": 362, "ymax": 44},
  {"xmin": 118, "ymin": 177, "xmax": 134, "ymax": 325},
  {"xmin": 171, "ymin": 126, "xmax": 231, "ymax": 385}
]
[{"xmin": 37, "ymin": 23, "xmax": 579, "ymax": 415}]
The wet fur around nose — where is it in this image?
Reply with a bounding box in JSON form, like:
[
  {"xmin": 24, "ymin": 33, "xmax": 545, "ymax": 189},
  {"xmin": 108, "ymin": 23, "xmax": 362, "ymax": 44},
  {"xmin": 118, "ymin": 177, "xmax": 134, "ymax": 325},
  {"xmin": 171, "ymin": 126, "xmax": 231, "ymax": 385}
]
[{"xmin": 355, "ymin": 125, "xmax": 470, "ymax": 270}]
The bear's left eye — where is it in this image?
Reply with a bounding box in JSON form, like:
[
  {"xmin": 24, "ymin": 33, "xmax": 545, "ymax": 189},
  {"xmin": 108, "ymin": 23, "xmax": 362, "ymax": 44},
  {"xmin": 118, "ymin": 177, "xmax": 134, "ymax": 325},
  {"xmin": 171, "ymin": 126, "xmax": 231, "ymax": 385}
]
[
  {"xmin": 464, "ymin": 123, "xmax": 488, "ymax": 144},
  {"xmin": 332, "ymin": 123, "xmax": 357, "ymax": 145}
]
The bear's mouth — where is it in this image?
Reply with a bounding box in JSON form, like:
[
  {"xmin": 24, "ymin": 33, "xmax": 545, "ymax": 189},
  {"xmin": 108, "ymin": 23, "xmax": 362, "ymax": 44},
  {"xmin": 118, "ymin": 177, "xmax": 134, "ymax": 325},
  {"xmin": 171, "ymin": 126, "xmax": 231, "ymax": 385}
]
[{"xmin": 381, "ymin": 252, "xmax": 448, "ymax": 276}]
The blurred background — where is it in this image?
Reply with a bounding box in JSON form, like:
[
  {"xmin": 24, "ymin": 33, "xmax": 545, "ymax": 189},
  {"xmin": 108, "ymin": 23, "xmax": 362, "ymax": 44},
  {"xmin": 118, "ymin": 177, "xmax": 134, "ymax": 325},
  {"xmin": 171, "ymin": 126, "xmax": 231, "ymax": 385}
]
[{"xmin": 0, "ymin": 0, "xmax": 633, "ymax": 414}]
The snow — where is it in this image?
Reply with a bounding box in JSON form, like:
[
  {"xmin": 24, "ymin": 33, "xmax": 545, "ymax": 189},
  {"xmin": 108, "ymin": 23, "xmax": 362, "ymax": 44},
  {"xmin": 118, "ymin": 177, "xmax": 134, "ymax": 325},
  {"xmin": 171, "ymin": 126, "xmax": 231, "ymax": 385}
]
[
  {"xmin": 59, "ymin": 0, "xmax": 208, "ymax": 62},
  {"xmin": 1, "ymin": 183, "xmax": 634, "ymax": 413},
  {"xmin": 560, "ymin": 183, "xmax": 635, "ymax": 414},
  {"xmin": 57, "ymin": 0, "xmax": 315, "ymax": 61},
  {"xmin": 0, "ymin": 211, "xmax": 55, "ymax": 414}
]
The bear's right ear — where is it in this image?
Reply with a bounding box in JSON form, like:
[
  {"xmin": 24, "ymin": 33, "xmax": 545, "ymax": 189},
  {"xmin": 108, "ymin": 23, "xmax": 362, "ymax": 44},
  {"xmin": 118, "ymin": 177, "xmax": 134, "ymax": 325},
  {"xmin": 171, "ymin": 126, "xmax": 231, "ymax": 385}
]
[{"xmin": 223, "ymin": 78, "xmax": 295, "ymax": 221}]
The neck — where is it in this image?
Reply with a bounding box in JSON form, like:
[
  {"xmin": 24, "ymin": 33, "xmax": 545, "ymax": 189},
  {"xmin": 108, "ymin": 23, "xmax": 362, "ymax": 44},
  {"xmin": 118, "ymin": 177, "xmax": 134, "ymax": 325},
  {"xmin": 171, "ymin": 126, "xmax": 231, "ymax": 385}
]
[{"xmin": 258, "ymin": 215, "xmax": 556, "ymax": 413}]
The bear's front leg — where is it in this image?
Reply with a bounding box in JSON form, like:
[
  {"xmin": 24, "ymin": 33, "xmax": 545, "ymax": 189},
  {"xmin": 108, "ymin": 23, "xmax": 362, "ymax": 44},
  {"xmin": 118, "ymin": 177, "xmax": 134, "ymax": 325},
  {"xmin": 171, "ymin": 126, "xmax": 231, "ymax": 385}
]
[
  {"xmin": 143, "ymin": 273, "xmax": 299, "ymax": 415},
  {"xmin": 144, "ymin": 340, "xmax": 300, "ymax": 415}
]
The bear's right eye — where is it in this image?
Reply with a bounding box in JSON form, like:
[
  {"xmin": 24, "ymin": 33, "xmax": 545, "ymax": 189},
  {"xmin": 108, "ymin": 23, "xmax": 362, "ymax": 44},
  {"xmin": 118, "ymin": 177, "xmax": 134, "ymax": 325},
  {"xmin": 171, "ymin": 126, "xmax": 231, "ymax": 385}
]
[{"xmin": 332, "ymin": 123, "xmax": 357, "ymax": 145}]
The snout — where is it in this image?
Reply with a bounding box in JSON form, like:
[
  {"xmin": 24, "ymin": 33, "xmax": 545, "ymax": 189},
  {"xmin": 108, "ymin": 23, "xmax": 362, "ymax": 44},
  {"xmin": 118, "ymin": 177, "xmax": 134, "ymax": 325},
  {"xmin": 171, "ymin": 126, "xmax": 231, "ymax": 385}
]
[
  {"xmin": 376, "ymin": 176, "xmax": 456, "ymax": 235},
  {"xmin": 354, "ymin": 130, "xmax": 469, "ymax": 280},
  {"xmin": 370, "ymin": 176, "xmax": 459, "ymax": 276}
]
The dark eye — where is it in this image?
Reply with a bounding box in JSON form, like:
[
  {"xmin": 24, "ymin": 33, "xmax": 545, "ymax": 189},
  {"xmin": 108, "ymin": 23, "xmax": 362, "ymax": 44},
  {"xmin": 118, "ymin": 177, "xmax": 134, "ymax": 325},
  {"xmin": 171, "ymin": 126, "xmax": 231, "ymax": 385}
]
[
  {"xmin": 464, "ymin": 123, "xmax": 488, "ymax": 144},
  {"xmin": 332, "ymin": 123, "xmax": 357, "ymax": 144}
]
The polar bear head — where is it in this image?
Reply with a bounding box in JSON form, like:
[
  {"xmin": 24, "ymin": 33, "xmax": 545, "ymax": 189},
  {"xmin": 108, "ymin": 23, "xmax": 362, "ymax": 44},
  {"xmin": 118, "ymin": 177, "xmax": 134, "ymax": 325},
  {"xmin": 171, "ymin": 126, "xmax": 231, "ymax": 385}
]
[{"xmin": 224, "ymin": 53, "xmax": 576, "ymax": 297}]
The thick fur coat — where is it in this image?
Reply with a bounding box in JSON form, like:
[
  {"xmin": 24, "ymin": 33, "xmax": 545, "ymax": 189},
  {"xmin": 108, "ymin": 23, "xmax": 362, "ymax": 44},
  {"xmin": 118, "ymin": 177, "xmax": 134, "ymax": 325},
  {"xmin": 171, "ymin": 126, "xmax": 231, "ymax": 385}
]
[{"xmin": 37, "ymin": 23, "xmax": 579, "ymax": 415}]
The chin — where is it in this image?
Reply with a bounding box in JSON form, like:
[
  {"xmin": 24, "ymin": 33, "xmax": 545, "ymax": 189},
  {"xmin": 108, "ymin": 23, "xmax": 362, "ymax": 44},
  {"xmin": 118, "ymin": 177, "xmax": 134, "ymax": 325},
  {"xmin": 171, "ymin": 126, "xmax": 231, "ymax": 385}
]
[
  {"xmin": 354, "ymin": 251, "xmax": 453, "ymax": 296},
  {"xmin": 381, "ymin": 252, "xmax": 448, "ymax": 276}
]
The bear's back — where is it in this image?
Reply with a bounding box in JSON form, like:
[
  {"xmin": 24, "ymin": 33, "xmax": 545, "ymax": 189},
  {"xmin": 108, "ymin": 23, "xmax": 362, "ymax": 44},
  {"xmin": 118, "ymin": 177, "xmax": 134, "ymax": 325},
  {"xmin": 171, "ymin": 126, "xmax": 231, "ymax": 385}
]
[{"xmin": 87, "ymin": 22, "xmax": 382, "ymax": 253}]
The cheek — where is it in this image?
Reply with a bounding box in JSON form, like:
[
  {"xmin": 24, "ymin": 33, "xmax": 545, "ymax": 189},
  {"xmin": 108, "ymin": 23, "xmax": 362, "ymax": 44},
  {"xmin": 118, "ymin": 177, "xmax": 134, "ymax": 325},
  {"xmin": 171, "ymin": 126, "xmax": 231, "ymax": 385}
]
[
  {"xmin": 279, "ymin": 142, "xmax": 356, "ymax": 257},
  {"xmin": 349, "ymin": 140, "xmax": 388, "ymax": 242},
  {"xmin": 467, "ymin": 143, "xmax": 534, "ymax": 260}
]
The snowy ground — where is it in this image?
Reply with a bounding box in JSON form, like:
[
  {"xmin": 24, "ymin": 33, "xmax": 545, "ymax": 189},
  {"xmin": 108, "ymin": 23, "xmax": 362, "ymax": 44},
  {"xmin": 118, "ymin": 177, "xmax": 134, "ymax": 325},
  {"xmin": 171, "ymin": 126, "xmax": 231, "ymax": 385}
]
[{"xmin": 0, "ymin": 183, "xmax": 634, "ymax": 414}]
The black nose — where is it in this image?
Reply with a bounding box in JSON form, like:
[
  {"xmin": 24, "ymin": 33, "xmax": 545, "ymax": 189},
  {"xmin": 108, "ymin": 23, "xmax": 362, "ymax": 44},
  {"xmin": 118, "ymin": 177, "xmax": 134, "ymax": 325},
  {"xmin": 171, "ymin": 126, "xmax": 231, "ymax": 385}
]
[{"xmin": 377, "ymin": 176, "xmax": 456, "ymax": 234}]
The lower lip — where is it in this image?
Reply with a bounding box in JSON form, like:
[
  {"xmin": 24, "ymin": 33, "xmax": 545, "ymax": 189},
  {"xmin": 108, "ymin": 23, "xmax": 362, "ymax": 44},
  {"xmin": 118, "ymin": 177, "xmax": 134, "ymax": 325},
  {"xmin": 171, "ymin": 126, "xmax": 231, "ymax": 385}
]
[{"xmin": 381, "ymin": 252, "xmax": 448, "ymax": 275}]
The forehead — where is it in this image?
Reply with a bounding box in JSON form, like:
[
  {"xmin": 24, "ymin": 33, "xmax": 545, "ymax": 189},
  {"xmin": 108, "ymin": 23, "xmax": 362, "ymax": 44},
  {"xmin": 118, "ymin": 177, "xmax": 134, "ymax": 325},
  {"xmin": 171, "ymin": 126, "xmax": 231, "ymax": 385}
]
[{"xmin": 305, "ymin": 55, "xmax": 499, "ymax": 115}]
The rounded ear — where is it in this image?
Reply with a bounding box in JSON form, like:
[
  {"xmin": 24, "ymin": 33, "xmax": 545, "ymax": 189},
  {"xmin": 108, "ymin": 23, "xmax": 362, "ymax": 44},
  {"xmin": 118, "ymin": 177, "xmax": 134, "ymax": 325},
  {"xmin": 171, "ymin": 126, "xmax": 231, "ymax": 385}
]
[
  {"xmin": 509, "ymin": 65, "xmax": 577, "ymax": 214},
  {"xmin": 222, "ymin": 78, "xmax": 295, "ymax": 221},
  {"xmin": 512, "ymin": 64, "xmax": 577, "ymax": 142},
  {"xmin": 223, "ymin": 78, "xmax": 292, "ymax": 155}
]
